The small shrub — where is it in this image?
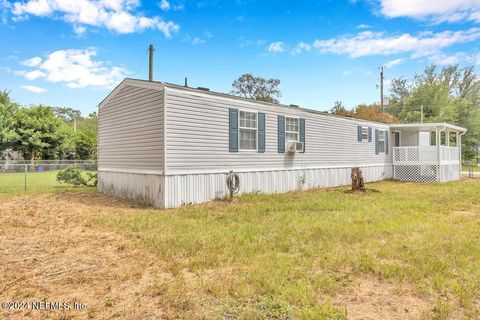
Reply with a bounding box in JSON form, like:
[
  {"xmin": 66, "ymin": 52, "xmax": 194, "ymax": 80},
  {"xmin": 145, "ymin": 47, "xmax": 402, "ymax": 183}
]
[
  {"xmin": 86, "ymin": 171, "xmax": 98, "ymax": 187},
  {"xmin": 57, "ymin": 166, "xmax": 87, "ymax": 186}
]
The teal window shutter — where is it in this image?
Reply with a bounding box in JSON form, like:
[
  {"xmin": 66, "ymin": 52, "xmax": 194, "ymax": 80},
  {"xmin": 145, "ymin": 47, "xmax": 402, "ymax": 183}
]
[
  {"xmin": 385, "ymin": 130, "xmax": 389, "ymax": 154},
  {"xmin": 300, "ymin": 118, "xmax": 305, "ymax": 153},
  {"xmin": 278, "ymin": 115, "xmax": 285, "ymax": 153},
  {"xmin": 357, "ymin": 125, "xmax": 362, "ymax": 142},
  {"xmin": 368, "ymin": 127, "xmax": 372, "ymax": 142},
  {"xmin": 375, "ymin": 129, "xmax": 379, "ymax": 155},
  {"xmin": 229, "ymin": 108, "xmax": 238, "ymax": 152},
  {"xmin": 258, "ymin": 112, "xmax": 265, "ymax": 153}
]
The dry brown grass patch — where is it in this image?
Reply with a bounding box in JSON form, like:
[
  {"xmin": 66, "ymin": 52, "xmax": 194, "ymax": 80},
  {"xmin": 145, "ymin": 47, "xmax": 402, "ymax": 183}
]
[{"xmin": 332, "ymin": 277, "xmax": 432, "ymax": 320}]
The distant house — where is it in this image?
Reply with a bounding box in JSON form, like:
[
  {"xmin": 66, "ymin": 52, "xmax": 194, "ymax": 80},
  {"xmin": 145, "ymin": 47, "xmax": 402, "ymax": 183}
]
[
  {"xmin": 98, "ymin": 78, "xmax": 467, "ymax": 208},
  {"xmin": 2, "ymin": 149, "xmax": 23, "ymax": 161}
]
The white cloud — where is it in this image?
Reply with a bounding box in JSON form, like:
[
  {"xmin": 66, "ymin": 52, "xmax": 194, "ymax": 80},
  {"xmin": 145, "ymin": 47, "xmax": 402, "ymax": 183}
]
[
  {"xmin": 22, "ymin": 85, "xmax": 46, "ymax": 93},
  {"xmin": 18, "ymin": 49, "xmax": 127, "ymax": 89},
  {"xmin": 430, "ymin": 52, "xmax": 467, "ymax": 65},
  {"xmin": 21, "ymin": 56, "xmax": 42, "ymax": 67},
  {"xmin": 267, "ymin": 41, "xmax": 285, "ymax": 53},
  {"xmin": 1, "ymin": 0, "xmax": 11, "ymax": 24},
  {"xmin": 356, "ymin": 23, "xmax": 371, "ymax": 29},
  {"xmin": 312, "ymin": 28, "xmax": 480, "ymax": 58},
  {"xmin": 379, "ymin": 0, "xmax": 480, "ymax": 23},
  {"xmin": 475, "ymin": 52, "xmax": 480, "ymax": 65},
  {"xmin": 182, "ymin": 35, "xmax": 206, "ymax": 45},
  {"xmin": 159, "ymin": 0, "xmax": 170, "ymax": 10},
  {"xmin": 24, "ymin": 70, "xmax": 46, "ymax": 80},
  {"xmin": 238, "ymin": 37, "xmax": 265, "ymax": 47},
  {"xmin": 73, "ymin": 25, "xmax": 87, "ymax": 35},
  {"xmin": 10, "ymin": 0, "xmax": 179, "ymax": 36},
  {"xmin": 172, "ymin": 2, "xmax": 184, "ymax": 11},
  {"xmin": 385, "ymin": 58, "xmax": 404, "ymax": 68},
  {"xmin": 291, "ymin": 42, "xmax": 311, "ymax": 55},
  {"xmin": 191, "ymin": 37, "xmax": 205, "ymax": 45},
  {"xmin": 203, "ymin": 30, "xmax": 212, "ymax": 38}
]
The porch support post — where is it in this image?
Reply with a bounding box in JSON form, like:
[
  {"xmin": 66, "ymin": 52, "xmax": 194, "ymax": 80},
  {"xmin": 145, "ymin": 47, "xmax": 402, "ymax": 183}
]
[
  {"xmin": 458, "ymin": 132, "xmax": 464, "ymax": 179},
  {"xmin": 436, "ymin": 127, "xmax": 441, "ymax": 182}
]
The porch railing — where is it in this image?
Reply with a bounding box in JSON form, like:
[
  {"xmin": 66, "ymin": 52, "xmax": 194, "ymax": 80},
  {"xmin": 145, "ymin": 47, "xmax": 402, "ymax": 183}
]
[
  {"xmin": 393, "ymin": 146, "xmax": 437, "ymax": 164},
  {"xmin": 440, "ymin": 146, "xmax": 460, "ymax": 163},
  {"xmin": 393, "ymin": 146, "xmax": 460, "ymax": 164}
]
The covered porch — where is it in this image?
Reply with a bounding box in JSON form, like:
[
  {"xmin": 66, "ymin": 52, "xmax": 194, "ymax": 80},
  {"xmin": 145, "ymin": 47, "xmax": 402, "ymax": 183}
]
[{"xmin": 390, "ymin": 123, "xmax": 467, "ymax": 183}]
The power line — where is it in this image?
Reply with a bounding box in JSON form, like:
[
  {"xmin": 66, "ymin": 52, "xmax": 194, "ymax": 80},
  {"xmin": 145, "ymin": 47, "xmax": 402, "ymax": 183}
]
[{"xmin": 132, "ymin": 48, "xmax": 149, "ymax": 79}]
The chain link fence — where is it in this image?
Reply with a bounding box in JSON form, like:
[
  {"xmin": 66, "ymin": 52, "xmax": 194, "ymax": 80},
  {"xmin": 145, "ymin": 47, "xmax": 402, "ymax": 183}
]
[{"xmin": 0, "ymin": 160, "xmax": 97, "ymax": 193}]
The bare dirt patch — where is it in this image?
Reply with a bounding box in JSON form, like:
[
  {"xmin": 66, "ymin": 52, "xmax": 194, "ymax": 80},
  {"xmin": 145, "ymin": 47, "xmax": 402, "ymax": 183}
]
[
  {"xmin": 0, "ymin": 192, "xmax": 172, "ymax": 319},
  {"xmin": 333, "ymin": 277, "xmax": 431, "ymax": 320}
]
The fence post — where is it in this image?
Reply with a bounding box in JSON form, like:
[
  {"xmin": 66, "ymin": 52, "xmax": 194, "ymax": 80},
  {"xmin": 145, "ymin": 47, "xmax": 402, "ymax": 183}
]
[{"xmin": 24, "ymin": 164, "xmax": 27, "ymax": 192}]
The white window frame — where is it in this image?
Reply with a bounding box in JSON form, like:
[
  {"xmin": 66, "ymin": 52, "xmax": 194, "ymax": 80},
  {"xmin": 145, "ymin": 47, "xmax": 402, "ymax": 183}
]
[
  {"xmin": 238, "ymin": 110, "xmax": 258, "ymax": 151},
  {"xmin": 361, "ymin": 126, "xmax": 369, "ymax": 141},
  {"xmin": 285, "ymin": 116, "xmax": 304, "ymax": 152},
  {"xmin": 378, "ymin": 130, "xmax": 386, "ymax": 153},
  {"xmin": 393, "ymin": 130, "xmax": 401, "ymax": 147},
  {"xmin": 430, "ymin": 131, "xmax": 437, "ymax": 146},
  {"xmin": 285, "ymin": 116, "xmax": 300, "ymax": 142}
]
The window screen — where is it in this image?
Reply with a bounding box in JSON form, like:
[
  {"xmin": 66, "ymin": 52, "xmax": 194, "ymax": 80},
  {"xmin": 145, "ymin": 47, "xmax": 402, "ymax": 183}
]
[{"xmin": 239, "ymin": 111, "xmax": 257, "ymax": 150}]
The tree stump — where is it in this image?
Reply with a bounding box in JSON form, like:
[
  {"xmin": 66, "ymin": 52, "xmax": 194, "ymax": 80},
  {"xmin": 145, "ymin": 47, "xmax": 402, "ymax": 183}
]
[{"xmin": 351, "ymin": 167, "xmax": 365, "ymax": 192}]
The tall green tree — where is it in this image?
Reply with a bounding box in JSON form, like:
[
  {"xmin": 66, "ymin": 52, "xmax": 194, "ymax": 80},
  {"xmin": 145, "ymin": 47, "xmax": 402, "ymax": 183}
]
[
  {"xmin": 0, "ymin": 90, "xmax": 19, "ymax": 156},
  {"xmin": 73, "ymin": 130, "xmax": 97, "ymax": 159},
  {"xmin": 389, "ymin": 64, "xmax": 480, "ymax": 160},
  {"xmin": 53, "ymin": 106, "xmax": 82, "ymax": 122},
  {"xmin": 5, "ymin": 105, "xmax": 73, "ymax": 160},
  {"xmin": 231, "ymin": 73, "xmax": 281, "ymax": 103}
]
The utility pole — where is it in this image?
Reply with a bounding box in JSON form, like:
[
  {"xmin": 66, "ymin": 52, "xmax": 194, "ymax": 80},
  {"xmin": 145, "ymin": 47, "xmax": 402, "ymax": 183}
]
[
  {"xmin": 379, "ymin": 66, "xmax": 384, "ymax": 113},
  {"xmin": 148, "ymin": 44, "xmax": 154, "ymax": 82}
]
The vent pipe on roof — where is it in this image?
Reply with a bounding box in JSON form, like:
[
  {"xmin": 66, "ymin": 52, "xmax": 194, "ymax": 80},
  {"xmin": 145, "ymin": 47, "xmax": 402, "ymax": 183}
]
[
  {"xmin": 148, "ymin": 44, "xmax": 154, "ymax": 82},
  {"xmin": 185, "ymin": 77, "xmax": 188, "ymax": 87},
  {"xmin": 197, "ymin": 87, "xmax": 210, "ymax": 91}
]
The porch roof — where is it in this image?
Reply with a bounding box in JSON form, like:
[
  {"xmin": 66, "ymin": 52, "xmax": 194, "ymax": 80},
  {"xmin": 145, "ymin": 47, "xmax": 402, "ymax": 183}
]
[{"xmin": 390, "ymin": 122, "xmax": 467, "ymax": 133}]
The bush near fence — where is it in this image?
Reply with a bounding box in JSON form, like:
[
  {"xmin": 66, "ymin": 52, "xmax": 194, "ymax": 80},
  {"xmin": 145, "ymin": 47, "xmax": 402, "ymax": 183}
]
[{"xmin": 0, "ymin": 160, "xmax": 97, "ymax": 193}]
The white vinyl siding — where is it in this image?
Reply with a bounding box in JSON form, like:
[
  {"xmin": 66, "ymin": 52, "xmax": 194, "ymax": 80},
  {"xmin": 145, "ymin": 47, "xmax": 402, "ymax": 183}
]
[
  {"xmin": 98, "ymin": 84, "xmax": 164, "ymax": 171},
  {"xmin": 239, "ymin": 111, "xmax": 257, "ymax": 150},
  {"xmin": 285, "ymin": 117, "xmax": 299, "ymax": 142},
  {"xmin": 164, "ymin": 86, "xmax": 391, "ymax": 174}
]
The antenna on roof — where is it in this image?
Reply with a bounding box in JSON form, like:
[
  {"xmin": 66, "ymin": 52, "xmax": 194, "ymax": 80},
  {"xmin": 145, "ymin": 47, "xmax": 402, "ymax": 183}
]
[{"xmin": 148, "ymin": 44, "xmax": 154, "ymax": 82}]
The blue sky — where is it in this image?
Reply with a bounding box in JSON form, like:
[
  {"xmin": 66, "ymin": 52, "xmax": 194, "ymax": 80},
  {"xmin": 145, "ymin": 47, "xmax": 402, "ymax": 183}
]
[{"xmin": 1, "ymin": 0, "xmax": 480, "ymax": 115}]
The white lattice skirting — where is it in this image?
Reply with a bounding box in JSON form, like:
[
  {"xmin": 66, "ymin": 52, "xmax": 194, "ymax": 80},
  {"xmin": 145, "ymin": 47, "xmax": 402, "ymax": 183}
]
[{"xmin": 393, "ymin": 164, "xmax": 460, "ymax": 183}]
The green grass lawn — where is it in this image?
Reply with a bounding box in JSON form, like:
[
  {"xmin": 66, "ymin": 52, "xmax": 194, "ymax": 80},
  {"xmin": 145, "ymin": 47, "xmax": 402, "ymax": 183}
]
[
  {"xmin": 96, "ymin": 179, "xmax": 480, "ymax": 319},
  {"xmin": 463, "ymin": 165, "xmax": 480, "ymax": 172},
  {"xmin": 0, "ymin": 170, "xmax": 95, "ymax": 193}
]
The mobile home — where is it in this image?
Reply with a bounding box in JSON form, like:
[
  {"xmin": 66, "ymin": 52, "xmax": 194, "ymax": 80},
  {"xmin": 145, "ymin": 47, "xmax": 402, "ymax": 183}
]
[{"xmin": 98, "ymin": 78, "xmax": 466, "ymax": 208}]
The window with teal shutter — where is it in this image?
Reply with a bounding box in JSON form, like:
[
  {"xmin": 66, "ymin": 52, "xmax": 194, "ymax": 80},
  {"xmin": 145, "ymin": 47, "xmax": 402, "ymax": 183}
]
[
  {"xmin": 278, "ymin": 115, "xmax": 285, "ymax": 153},
  {"xmin": 385, "ymin": 130, "xmax": 389, "ymax": 154},
  {"xmin": 229, "ymin": 108, "xmax": 238, "ymax": 152},
  {"xmin": 258, "ymin": 112, "xmax": 265, "ymax": 153},
  {"xmin": 299, "ymin": 118, "xmax": 305, "ymax": 153}
]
